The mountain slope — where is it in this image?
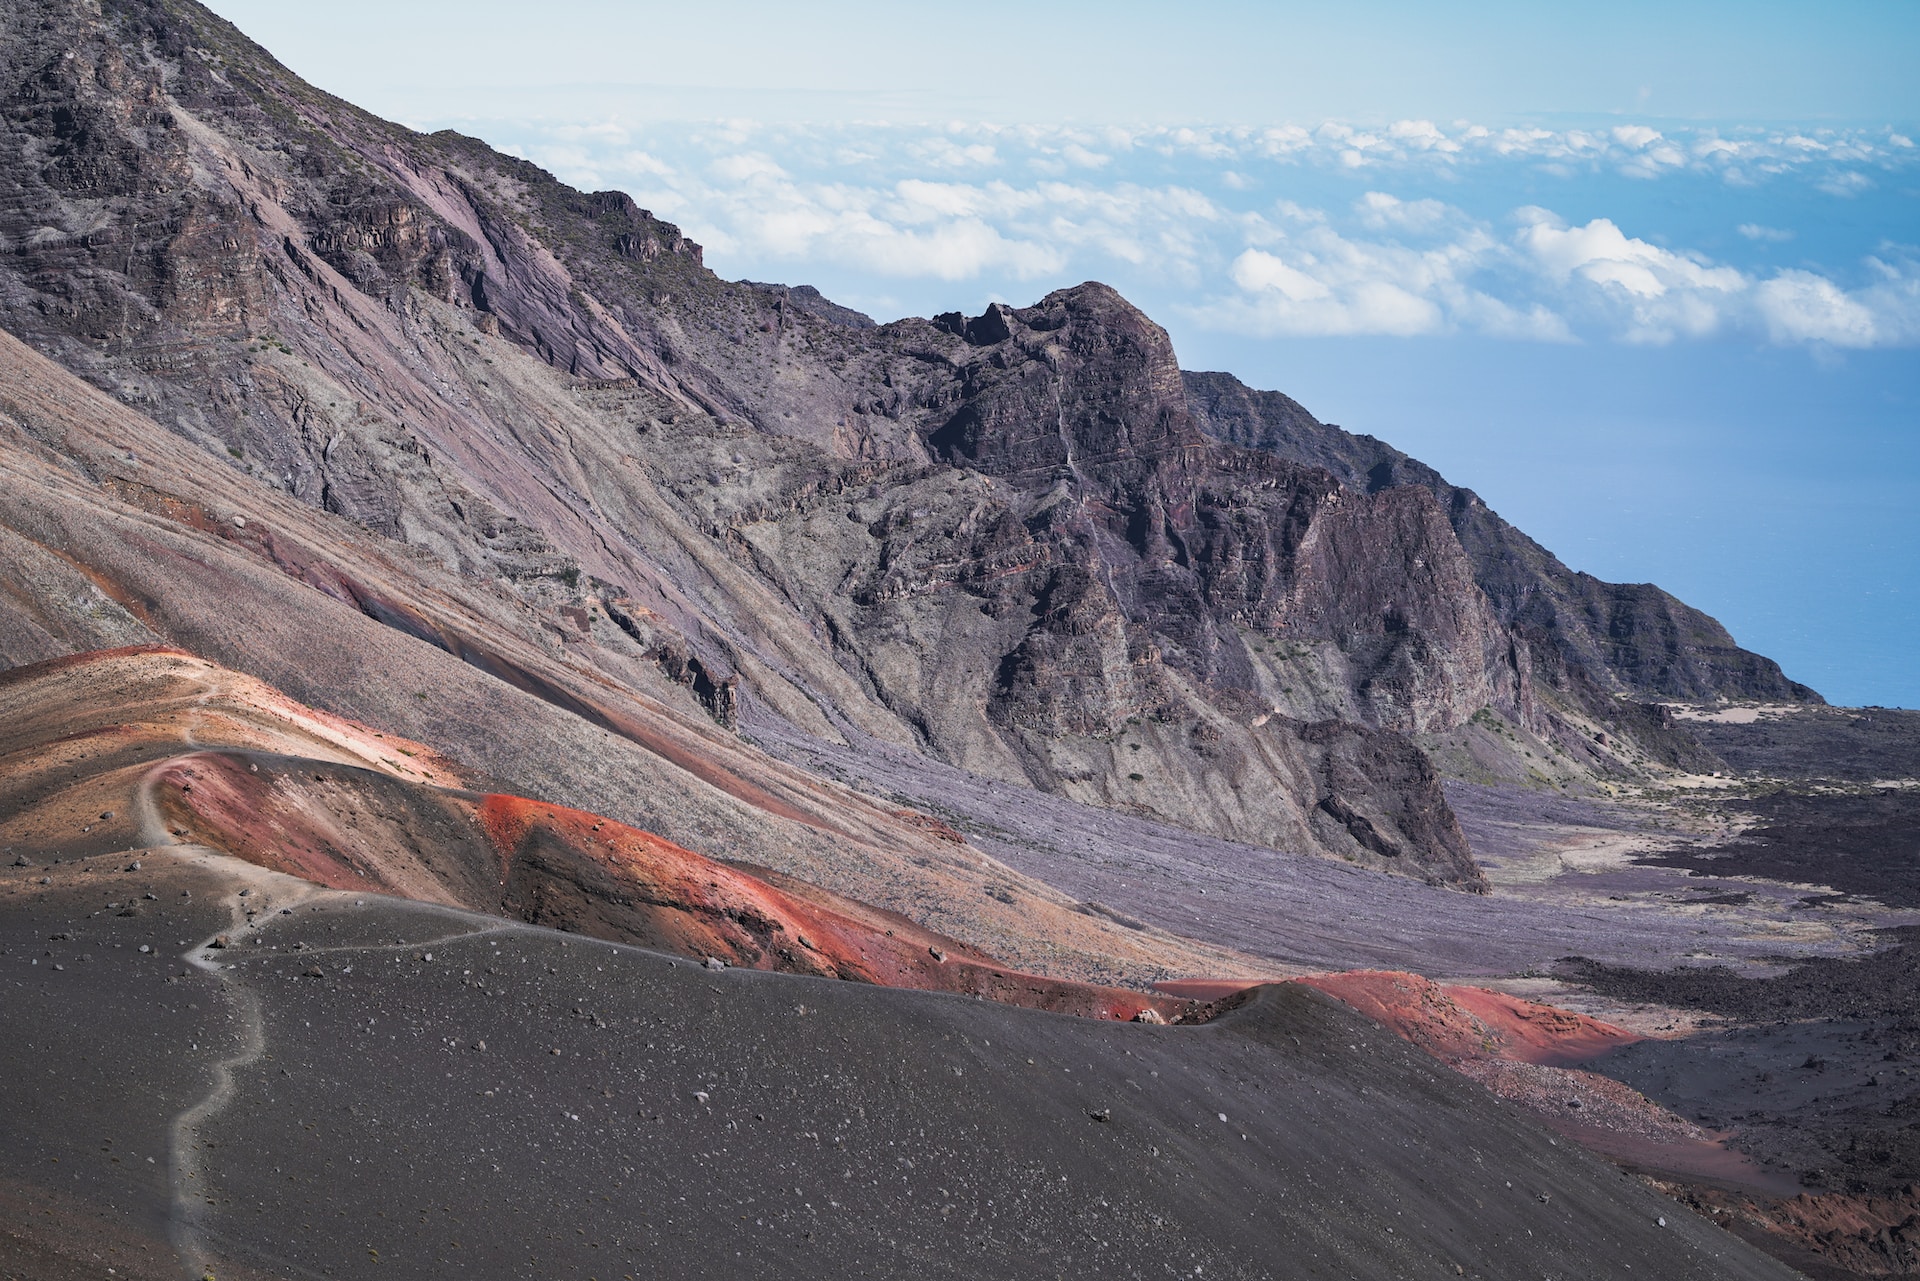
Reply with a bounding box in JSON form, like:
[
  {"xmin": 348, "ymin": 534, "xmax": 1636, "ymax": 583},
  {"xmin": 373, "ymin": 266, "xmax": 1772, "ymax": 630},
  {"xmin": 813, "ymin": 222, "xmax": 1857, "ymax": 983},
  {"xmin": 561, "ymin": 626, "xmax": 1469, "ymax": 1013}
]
[
  {"xmin": 0, "ymin": 0, "xmax": 1805, "ymax": 887},
  {"xmin": 0, "ymin": 327, "xmax": 1270, "ymax": 986},
  {"xmin": 0, "ymin": 853, "xmax": 1802, "ymax": 1281}
]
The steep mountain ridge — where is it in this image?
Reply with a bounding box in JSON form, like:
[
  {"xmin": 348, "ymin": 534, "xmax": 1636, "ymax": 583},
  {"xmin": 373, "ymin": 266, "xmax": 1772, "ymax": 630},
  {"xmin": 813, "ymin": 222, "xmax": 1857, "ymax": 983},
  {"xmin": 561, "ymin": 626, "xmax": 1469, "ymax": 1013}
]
[
  {"xmin": 1184, "ymin": 371, "xmax": 1819, "ymax": 705},
  {"xmin": 0, "ymin": 0, "xmax": 1806, "ymax": 885}
]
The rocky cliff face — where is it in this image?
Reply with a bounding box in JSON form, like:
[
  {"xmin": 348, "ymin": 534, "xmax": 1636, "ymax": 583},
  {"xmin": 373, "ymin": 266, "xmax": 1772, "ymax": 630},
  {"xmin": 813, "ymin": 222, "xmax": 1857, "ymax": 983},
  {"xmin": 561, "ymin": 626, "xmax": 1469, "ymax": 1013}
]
[
  {"xmin": 551, "ymin": 285, "xmax": 1501, "ymax": 883},
  {"xmin": 0, "ymin": 0, "xmax": 1789, "ymax": 890},
  {"xmin": 1183, "ymin": 372, "xmax": 1821, "ymax": 706}
]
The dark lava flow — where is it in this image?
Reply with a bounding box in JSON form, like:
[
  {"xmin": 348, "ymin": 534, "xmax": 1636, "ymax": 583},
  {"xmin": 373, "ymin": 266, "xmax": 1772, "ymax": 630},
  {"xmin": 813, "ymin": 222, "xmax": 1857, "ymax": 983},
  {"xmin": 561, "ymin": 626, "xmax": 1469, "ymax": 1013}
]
[
  {"xmin": 1634, "ymin": 788, "xmax": 1920, "ymax": 911},
  {"xmin": 1556, "ymin": 778, "xmax": 1920, "ymax": 1203},
  {"xmin": 1690, "ymin": 707, "xmax": 1920, "ymax": 784},
  {"xmin": 1561, "ymin": 930, "xmax": 1920, "ymax": 1199}
]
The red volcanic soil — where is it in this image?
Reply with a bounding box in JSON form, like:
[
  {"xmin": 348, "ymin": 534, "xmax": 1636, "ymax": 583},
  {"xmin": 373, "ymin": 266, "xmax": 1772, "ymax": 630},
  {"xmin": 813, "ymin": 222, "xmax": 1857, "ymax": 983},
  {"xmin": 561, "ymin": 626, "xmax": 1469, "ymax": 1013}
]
[
  {"xmin": 473, "ymin": 793, "xmax": 1197, "ymax": 1021},
  {"xmin": 146, "ymin": 752, "xmax": 488, "ymax": 907},
  {"xmin": 1298, "ymin": 970, "xmax": 1641, "ymax": 1068},
  {"xmin": 474, "ymin": 790, "xmax": 889, "ymax": 981},
  {"xmin": 4, "ymin": 646, "xmax": 1211, "ymax": 1023},
  {"xmin": 1444, "ymin": 984, "xmax": 1647, "ymax": 1066},
  {"xmin": 150, "ymin": 754, "xmax": 1196, "ymax": 1023},
  {"xmin": 1152, "ymin": 978, "xmax": 1262, "ymax": 1002}
]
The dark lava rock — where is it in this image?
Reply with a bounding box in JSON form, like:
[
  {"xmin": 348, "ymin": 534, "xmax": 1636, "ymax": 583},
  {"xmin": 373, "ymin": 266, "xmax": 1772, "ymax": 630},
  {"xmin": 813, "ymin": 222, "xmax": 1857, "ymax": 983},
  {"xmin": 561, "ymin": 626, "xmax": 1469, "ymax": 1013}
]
[
  {"xmin": 1635, "ymin": 789, "xmax": 1920, "ymax": 909},
  {"xmin": 1558, "ymin": 926, "xmax": 1920, "ymax": 1026},
  {"xmin": 1563, "ymin": 928, "xmax": 1920, "ymax": 1200},
  {"xmin": 1689, "ymin": 706, "xmax": 1920, "ymax": 783}
]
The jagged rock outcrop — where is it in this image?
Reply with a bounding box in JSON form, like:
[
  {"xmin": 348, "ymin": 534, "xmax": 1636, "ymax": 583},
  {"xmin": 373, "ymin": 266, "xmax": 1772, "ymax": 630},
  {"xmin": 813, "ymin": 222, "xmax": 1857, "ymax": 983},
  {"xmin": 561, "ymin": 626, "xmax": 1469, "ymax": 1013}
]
[
  {"xmin": 1184, "ymin": 371, "xmax": 1821, "ymax": 705},
  {"xmin": 746, "ymin": 280, "xmax": 876, "ymax": 328},
  {"xmin": 0, "ymin": 0, "xmax": 1799, "ymax": 888}
]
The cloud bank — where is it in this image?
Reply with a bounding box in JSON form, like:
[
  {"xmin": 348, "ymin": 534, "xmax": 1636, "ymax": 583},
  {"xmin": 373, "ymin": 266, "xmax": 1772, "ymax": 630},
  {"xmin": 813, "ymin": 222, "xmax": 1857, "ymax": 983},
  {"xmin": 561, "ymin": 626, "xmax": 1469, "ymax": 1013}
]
[{"xmin": 492, "ymin": 118, "xmax": 1920, "ymax": 350}]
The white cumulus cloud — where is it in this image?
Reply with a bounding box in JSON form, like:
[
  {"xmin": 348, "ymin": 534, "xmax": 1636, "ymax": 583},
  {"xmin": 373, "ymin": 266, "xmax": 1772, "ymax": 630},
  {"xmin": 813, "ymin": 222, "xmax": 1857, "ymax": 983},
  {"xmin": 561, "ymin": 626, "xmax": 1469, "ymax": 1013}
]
[
  {"xmin": 1354, "ymin": 191, "xmax": 1452, "ymax": 232},
  {"xmin": 1204, "ymin": 221, "xmax": 1566, "ymax": 341},
  {"xmin": 1516, "ymin": 210, "xmax": 1745, "ymax": 341},
  {"xmin": 1754, "ymin": 270, "xmax": 1881, "ymax": 346},
  {"xmin": 484, "ymin": 115, "xmax": 1918, "ymax": 349}
]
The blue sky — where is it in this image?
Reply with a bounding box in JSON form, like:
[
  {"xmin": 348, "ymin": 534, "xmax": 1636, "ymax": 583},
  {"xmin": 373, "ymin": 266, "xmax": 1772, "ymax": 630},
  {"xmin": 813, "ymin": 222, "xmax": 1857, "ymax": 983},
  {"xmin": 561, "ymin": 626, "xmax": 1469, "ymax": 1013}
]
[{"xmin": 207, "ymin": 2, "xmax": 1920, "ymax": 706}]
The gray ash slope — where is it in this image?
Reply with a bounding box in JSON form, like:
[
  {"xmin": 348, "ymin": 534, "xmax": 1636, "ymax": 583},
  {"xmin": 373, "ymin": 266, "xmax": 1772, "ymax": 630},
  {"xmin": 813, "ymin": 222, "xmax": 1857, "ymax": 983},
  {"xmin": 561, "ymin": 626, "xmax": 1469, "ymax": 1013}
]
[
  {"xmin": 760, "ymin": 719, "xmax": 1897, "ymax": 980},
  {"xmin": 0, "ymin": 0, "xmax": 1812, "ymax": 887},
  {"xmin": 0, "ymin": 854, "xmax": 1799, "ymax": 1281}
]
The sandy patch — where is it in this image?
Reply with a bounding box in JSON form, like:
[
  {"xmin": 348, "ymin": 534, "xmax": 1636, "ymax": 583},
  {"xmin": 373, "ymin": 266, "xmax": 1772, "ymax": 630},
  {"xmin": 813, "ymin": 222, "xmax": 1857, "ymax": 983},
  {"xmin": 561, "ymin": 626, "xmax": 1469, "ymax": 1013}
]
[
  {"xmin": 1477, "ymin": 828, "xmax": 1675, "ymax": 887},
  {"xmin": 1666, "ymin": 704, "xmax": 1806, "ymax": 725}
]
